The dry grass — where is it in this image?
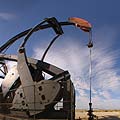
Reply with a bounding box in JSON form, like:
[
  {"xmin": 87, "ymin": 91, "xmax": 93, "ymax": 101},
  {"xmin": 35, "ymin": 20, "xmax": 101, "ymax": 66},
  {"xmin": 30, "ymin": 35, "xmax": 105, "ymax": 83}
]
[{"xmin": 75, "ymin": 109, "xmax": 120, "ymax": 120}]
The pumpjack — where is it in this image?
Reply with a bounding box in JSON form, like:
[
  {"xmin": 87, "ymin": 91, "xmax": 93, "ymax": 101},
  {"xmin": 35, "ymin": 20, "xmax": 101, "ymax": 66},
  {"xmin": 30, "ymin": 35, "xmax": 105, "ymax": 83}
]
[{"xmin": 0, "ymin": 17, "xmax": 91, "ymax": 120}]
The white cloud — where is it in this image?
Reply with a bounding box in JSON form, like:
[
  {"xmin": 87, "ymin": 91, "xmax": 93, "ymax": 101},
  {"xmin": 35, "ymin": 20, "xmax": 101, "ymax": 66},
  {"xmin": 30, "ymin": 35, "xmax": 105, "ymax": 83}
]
[
  {"xmin": 6, "ymin": 61, "xmax": 17, "ymax": 70},
  {"xmin": 0, "ymin": 12, "xmax": 16, "ymax": 21},
  {"xmin": 33, "ymin": 31, "xmax": 120, "ymax": 109},
  {"xmin": 99, "ymin": 90, "xmax": 111, "ymax": 99}
]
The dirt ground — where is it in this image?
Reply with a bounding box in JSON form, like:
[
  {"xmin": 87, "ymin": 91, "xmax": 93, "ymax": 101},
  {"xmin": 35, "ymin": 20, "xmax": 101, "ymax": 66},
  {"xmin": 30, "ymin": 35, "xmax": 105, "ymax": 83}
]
[
  {"xmin": 0, "ymin": 110, "xmax": 119, "ymax": 120},
  {"xmin": 75, "ymin": 110, "xmax": 120, "ymax": 120}
]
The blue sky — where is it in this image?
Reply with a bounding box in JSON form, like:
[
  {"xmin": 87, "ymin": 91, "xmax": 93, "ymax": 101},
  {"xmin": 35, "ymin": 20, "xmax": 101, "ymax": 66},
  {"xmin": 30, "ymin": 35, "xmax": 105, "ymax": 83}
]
[{"xmin": 0, "ymin": 0, "xmax": 120, "ymax": 110}]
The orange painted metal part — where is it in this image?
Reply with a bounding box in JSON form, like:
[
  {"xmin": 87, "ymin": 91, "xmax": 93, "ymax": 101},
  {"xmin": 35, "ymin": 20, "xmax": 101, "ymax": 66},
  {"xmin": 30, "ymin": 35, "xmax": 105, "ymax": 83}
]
[{"xmin": 68, "ymin": 17, "xmax": 92, "ymax": 32}]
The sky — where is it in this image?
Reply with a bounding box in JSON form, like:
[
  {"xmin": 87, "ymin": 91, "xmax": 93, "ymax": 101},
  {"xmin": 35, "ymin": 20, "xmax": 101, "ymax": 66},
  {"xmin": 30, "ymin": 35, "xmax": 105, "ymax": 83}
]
[{"xmin": 0, "ymin": 0, "xmax": 120, "ymax": 110}]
